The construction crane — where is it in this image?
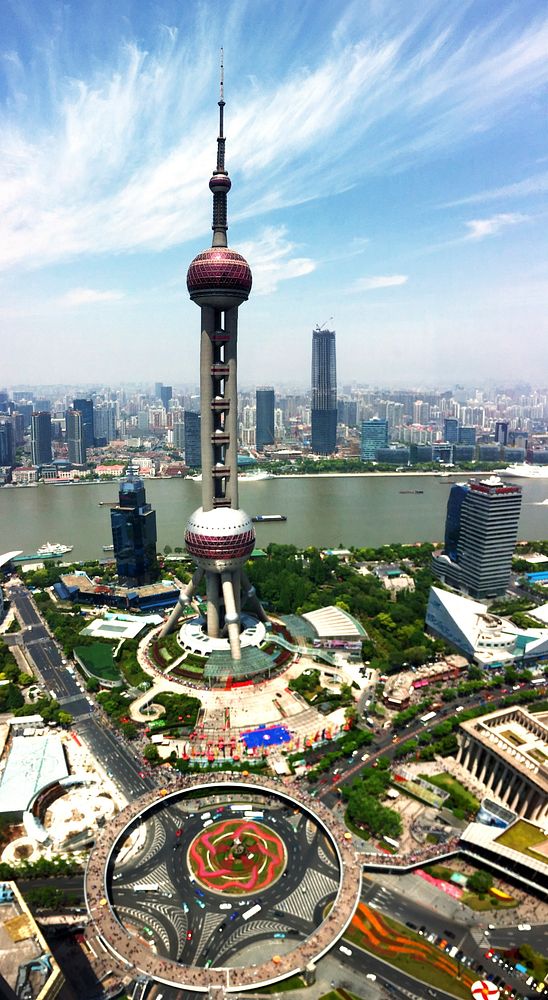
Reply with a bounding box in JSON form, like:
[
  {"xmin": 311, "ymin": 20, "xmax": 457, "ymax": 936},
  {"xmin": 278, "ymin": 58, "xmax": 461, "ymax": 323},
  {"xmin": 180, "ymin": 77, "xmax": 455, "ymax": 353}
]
[{"xmin": 314, "ymin": 316, "xmax": 334, "ymax": 332}]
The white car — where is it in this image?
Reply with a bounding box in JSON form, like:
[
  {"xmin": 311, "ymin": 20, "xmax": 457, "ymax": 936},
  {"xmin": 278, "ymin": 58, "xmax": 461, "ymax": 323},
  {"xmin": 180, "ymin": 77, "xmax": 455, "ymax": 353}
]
[
  {"xmin": 339, "ymin": 945, "xmax": 352, "ymax": 957},
  {"xmin": 366, "ymin": 973, "xmax": 377, "ymax": 981},
  {"xmin": 518, "ymin": 923, "xmax": 531, "ymax": 931}
]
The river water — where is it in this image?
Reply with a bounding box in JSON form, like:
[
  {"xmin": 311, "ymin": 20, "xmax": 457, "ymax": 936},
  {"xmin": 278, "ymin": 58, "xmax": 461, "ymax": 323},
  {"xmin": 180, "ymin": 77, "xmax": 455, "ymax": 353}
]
[{"xmin": 0, "ymin": 474, "xmax": 547, "ymax": 560}]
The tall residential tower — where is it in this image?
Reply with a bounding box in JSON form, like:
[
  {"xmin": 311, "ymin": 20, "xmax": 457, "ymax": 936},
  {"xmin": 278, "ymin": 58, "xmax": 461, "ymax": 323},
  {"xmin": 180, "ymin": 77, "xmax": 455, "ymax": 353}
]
[{"xmin": 161, "ymin": 56, "xmax": 266, "ymax": 659}]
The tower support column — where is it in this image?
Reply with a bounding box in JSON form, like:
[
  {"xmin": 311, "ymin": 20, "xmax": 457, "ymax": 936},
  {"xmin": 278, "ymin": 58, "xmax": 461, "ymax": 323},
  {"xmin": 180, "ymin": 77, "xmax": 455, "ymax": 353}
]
[{"xmin": 200, "ymin": 307, "xmax": 216, "ymax": 511}]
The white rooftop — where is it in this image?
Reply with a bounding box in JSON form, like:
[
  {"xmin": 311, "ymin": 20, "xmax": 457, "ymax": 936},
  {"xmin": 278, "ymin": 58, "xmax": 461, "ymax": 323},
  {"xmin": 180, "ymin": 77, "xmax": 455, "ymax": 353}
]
[
  {"xmin": 80, "ymin": 611, "xmax": 162, "ymax": 641},
  {"xmin": 0, "ymin": 734, "xmax": 68, "ymax": 815},
  {"xmin": 302, "ymin": 605, "xmax": 365, "ymax": 638}
]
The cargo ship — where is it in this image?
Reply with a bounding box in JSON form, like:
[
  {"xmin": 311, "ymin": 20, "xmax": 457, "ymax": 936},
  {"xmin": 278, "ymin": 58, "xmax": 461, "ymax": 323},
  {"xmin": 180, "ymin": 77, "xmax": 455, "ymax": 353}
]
[{"xmin": 251, "ymin": 514, "xmax": 287, "ymax": 522}]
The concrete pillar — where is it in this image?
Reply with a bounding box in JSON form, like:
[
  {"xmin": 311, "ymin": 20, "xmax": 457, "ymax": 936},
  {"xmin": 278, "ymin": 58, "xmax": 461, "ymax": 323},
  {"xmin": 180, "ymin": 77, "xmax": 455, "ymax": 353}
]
[
  {"xmin": 221, "ymin": 571, "xmax": 241, "ymax": 661},
  {"xmin": 508, "ymin": 777, "xmax": 522, "ymax": 813},
  {"xmin": 206, "ymin": 572, "xmax": 220, "ymax": 638},
  {"xmin": 160, "ymin": 567, "xmax": 204, "ymax": 637},
  {"xmin": 493, "ymin": 763, "xmax": 507, "ymax": 799},
  {"xmin": 241, "ymin": 570, "xmax": 269, "ymax": 624},
  {"xmin": 478, "ymin": 750, "xmax": 490, "ymax": 785},
  {"xmin": 200, "ymin": 307, "xmax": 216, "ymax": 512},
  {"xmin": 224, "ymin": 307, "xmax": 239, "ymax": 509}
]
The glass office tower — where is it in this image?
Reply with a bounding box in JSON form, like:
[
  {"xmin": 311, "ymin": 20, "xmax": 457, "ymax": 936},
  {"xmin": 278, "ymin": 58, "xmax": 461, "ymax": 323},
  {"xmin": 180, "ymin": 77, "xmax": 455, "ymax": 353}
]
[
  {"xmin": 110, "ymin": 475, "xmax": 158, "ymax": 586},
  {"xmin": 311, "ymin": 326, "xmax": 337, "ymax": 455}
]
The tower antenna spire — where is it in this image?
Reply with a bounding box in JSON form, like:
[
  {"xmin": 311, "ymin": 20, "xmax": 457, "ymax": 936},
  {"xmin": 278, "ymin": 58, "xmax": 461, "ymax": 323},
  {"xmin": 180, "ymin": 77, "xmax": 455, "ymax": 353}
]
[{"xmin": 210, "ymin": 47, "xmax": 230, "ymax": 246}]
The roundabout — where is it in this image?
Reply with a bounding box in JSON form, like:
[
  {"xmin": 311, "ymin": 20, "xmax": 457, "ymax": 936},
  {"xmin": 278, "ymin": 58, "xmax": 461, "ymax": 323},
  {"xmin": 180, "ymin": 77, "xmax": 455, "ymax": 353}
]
[{"xmin": 84, "ymin": 773, "xmax": 363, "ymax": 994}]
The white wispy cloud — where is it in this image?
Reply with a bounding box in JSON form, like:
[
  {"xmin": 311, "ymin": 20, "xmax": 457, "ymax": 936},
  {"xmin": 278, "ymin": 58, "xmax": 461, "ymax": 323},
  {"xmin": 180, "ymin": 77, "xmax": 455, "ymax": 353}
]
[
  {"xmin": 445, "ymin": 171, "xmax": 548, "ymax": 207},
  {"xmin": 240, "ymin": 227, "xmax": 315, "ymax": 295},
  {"xmin": 1, "ymin": 4, "xmax": 547, "ymax": 273},
  {"xmin": 59, "ymin": 287, "xmax": 125, "ymax": 306},
  {"xmin": 352, "ymin": 275, "xmax": 408, "ymax": 292},
  {"xmin": 464, "ymin": 213, "xmax": 528, "ymax": 241}
]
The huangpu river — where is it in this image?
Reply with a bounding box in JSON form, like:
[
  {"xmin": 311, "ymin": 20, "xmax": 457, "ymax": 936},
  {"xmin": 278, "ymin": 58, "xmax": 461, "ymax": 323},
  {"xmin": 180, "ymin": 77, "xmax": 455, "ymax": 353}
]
[{"xmin": 0, "ymin": 474, "xmax": 547, "ymax": 561}]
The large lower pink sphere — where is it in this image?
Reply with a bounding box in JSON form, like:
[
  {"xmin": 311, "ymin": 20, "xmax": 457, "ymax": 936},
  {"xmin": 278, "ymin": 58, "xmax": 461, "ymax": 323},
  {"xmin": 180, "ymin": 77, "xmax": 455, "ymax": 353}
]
[{"xmin": 185, "ymin": 507, "xmax": 255, "ymax": 571}]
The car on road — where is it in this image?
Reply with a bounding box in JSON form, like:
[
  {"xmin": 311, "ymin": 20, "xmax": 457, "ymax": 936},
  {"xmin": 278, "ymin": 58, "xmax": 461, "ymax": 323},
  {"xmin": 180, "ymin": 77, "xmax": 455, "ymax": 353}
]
[
  {"xmin": 186, "ymin": 930, "xmax": 193, "ymax": 941},
  {"xmin": 517, "ymin": 923, "xmax": 531, "ymax": 931},
  {"xmin": 196, "ymin": 899, "xmax": 206, "ymax": 909},
  {"xmin": 339, "ymin": 945, "xmax": 352, "ymax": 957},
  {"xmin": 366, "ymin": 974, "xmax": 376, "ymax": 981}
]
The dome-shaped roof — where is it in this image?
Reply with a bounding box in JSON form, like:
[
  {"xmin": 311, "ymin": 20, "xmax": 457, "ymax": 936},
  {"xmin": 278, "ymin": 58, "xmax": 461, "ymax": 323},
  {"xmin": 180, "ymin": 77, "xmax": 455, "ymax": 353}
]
[
  {"xmin": 185, "ymin": 506, "xmax": 255, "ymax": 570},
  {"xmin": 187, "ymin": 247, "xmax": 252, "ymax": 308}
]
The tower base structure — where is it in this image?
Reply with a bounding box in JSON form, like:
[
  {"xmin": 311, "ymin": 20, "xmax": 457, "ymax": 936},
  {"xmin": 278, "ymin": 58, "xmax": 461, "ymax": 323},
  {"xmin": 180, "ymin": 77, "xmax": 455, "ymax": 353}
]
[{"xmin": 160, "ymin": 507, "xmax": 267, "ymax": 661}]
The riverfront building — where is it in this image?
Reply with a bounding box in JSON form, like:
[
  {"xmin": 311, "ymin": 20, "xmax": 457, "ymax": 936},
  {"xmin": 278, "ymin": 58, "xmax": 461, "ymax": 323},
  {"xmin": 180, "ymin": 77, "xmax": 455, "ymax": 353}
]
[
  {"xmin": 311, "ymin": 326, "xmax": 337, "ymax": 455},
  {"xmin": 360, "ymin": 418, "xmax": 388, "ymax": 461},
  {"xmin": 456, "ymin": 706, "xmax": 548, "ymax": 822},
  {"xmin": 30, "ymin": 411, "xmax": 52, "ymax": 466},
  {"xmin": 73, "ymin": 397, "xmax": 95, "ymax": 450},
  {"xmin": 110, "ymin": 475, "xmax": 158, "ymax": 586},
  {"xmin": 256, "ymin": 387, "xmax": 275, "ymax": 453},
  {"xmin": 66, "ymin": 409, "xmax": 86, "ymax": 465},
  {"xmin": 432, "ymin": 476, "xmax": 522, "ymax": 598},
  {"xmin": 184, "ymin": 410, "xmax": 201, "ymax": 468}
]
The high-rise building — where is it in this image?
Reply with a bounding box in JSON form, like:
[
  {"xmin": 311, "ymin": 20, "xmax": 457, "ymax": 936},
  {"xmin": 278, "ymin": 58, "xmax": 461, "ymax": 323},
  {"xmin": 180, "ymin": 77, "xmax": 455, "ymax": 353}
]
[
  {"xmin": 161, "ymin": 59, "xmax": 267, "ymax": 660},
  {"xmin": 73, "ymin": 398, "xmax": 94, "ymax": 449},
  {"xmin": 160, "ymin": 385, "xmax": 173, "ymax": 410},
  {"xmin": 110, "ymin": 475, "xmax": 158, "ymax": 586},
  {"xmin": 172, "ymin": 421, "xmax": 185, "ymax": 453},
  {"xmin": 361, "ymin": 419, "xmax": 388, "ymax": 461},
  {"xmin": 30, "ymin": 412, "xmax": 52, "ymax": 466},
  {"xmin": 311, "ymin": 326, "xmax": 337, "ymax": 455},
  {"xmin": 184, "ymin": 410, "xmax": 201, "ymax": 467},
  {"xmin": 495, "ymin": 421, "xmax": 509, "ymax": 446},
  {"xmin": 93, "ymin": 402, "xmax": 117, "ymax": 445},
  {"xmin": 458, "ymin": 425, "xmax": 476, "ymax": 446},
  {"xmin": 433, "ymin": 477, "xmax": 522, "ymax": 598},
  {"xmin": 256, "ymin": 387, "xmax": 275, "ymax": 452},
  {"xmin": 443, "ymin": 417, "xmax": 459, "ymax": 444},
  {"xmin": 0, "ymin": 419, "xmax": 15, "ymax": 467},
  {"xmin": 66, "ymin": 409, "xmax": 86, "ymax": 465}
]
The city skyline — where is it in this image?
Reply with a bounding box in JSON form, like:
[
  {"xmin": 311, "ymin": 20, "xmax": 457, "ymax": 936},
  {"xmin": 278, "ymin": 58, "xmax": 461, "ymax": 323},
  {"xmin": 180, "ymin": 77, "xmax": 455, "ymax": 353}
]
[{"xmin": 1, "ymin": 0, "xmax": 548, "ymax": 386}]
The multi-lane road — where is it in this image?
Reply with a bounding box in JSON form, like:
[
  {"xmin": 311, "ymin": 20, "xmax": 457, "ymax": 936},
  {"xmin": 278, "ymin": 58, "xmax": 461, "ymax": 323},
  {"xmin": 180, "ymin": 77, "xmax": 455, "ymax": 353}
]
[{"xmin": 5, "ymin": 582, "xmax": 156, "ymax": 800}]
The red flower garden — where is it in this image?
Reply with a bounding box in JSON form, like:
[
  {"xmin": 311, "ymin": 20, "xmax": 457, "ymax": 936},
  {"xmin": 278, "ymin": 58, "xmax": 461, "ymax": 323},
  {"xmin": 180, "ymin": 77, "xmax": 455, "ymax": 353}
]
[{"xmin": 188, "ymin": 819, "xmax": 286, "ymax": 895}]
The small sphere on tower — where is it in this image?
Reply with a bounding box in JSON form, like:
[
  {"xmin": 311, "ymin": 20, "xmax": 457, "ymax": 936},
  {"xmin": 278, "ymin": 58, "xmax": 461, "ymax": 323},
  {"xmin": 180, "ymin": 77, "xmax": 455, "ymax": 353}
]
[
  {"xmin": 187, "ymin": 247, "xmax": 252, "ymax": 308},
  {"xmin": 209, "ymin": 172, "xmax": 232, "ymax": 194},
  {"xmin": 185, "ymin": 507, "xmax": 255, "ymax": 572}
]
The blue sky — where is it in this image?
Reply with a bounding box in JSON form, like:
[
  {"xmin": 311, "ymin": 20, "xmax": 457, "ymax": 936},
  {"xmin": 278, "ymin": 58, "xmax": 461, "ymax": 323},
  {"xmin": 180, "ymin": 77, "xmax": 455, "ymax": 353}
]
[{"xmin": 1, "ymin": 0, "xmax": 547, "ymax": 388}]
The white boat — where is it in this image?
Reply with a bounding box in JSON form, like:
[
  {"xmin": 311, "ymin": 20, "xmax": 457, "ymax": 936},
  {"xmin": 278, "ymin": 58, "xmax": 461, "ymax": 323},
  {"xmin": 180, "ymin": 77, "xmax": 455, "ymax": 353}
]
[
  {"xmin": 36, "ymin": 542, "xmax": 74, "ymax": 556},
  {"xmin": 497, "ymin": 464, "xmax": 548, "ymax": 479},
  {"xmin": 239, "ymin": 470, "xmax": 275, "ymax": 481},
  {"xmin": 187, "ymin": 470, "xmax": 274, "ymax": 483}
]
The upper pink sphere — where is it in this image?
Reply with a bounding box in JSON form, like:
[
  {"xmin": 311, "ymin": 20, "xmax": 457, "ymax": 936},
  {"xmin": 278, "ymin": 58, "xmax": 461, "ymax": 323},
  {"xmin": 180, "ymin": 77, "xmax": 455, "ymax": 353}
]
[{"xmin": 187, "ymin": 247, "xmax": 252, "ymax": 307}]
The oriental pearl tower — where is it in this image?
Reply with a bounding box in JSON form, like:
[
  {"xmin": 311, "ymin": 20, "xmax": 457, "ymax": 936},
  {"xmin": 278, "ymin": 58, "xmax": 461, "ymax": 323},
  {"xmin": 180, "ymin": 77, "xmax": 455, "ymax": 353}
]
[{"xmin": 161, "ymin": 54, "xmax": 267, "ymax": 660}]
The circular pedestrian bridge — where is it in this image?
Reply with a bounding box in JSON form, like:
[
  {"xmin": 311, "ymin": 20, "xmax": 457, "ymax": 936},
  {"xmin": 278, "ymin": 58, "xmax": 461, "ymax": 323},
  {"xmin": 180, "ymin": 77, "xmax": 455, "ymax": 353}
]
[{"xmin": 84, "ymin": 773, "xmax": 362, "ymax": 993}]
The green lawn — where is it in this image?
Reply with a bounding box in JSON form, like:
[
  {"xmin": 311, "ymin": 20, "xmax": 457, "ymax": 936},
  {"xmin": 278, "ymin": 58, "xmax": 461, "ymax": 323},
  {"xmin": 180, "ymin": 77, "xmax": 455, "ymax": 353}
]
[
  {"xmin": 496, "ymin": 819, "xmax": 548, "ymax": 860},
  {"xmin": 73, "ymin": 644, "xmax": 121, "ymax": 683},
  {"xmin": 420, "ymin": 772, "xmax": 480, "ymax": 814}
]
